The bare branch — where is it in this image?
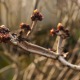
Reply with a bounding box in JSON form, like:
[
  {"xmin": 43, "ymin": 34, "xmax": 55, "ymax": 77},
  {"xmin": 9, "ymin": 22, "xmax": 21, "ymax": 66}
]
[
  {"xmin": 9, "ymin": 33, "xmax": 80, "ymax": 71},
  {"xmin": 0, "ymin": 20, "xmax": 80, "ymax": 72}
]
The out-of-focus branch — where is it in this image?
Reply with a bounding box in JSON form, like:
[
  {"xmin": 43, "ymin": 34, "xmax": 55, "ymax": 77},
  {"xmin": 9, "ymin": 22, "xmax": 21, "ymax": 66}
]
[
  {"xmin": 38, "ymin": 59, "xmax": 52, "ymax": 80},
  {"xmin": 33, "ymin": 0, "xmax": 39, "ymax": 10},
  {"xmin": 0, "ymin": 64, "xmax": 15, "ymax": 74},
  {"xmin": 23, "ymin": 56, "xmax": 45, "ymax": 80},
  {"xmin": 2, "ymin": 44, "xmax": 20, "ymax": 80}
]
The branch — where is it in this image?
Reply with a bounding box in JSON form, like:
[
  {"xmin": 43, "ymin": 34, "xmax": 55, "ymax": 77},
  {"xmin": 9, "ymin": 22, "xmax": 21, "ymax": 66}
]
[
  {"xmin": 0, "ymin": 20, "xmax": 80, "ymax": 71},
  {"xmin": 26, "ymin": 20, "xmax": 37, "ymax": 37},
  {"xmin": 10, "ymin": 39, "xmax": 57, "ymax": 59},
  {"xmin": 9, "ymin": 34, "xmax": 80, "ymax": 71}
]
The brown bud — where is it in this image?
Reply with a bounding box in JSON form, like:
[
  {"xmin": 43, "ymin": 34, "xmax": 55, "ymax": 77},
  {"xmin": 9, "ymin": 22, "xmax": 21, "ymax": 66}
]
[
  {"xmin": 57, "ymin": 23, "xmax": 64, "ymax": 30},
  {"xmin": 20, "ymin": 23, "xmax": 31, "ymax": 31},
  {"xmin": 50, "ymin": 28, "xmax": 56, "ymax": 36},
  {"xmin": 0, "ymin": 25, "xmax": 10, "ymax": 43},
  {"xmin": 0, "ymin": 25, "xmax": 10, "ymax": 33},
  {"xmin": 0, "ymin": 33, "xmax": 10, "ymax": 43},
  {"xmin": 31, "ymin": 9, "xmax": 43, "ymax": 21}
]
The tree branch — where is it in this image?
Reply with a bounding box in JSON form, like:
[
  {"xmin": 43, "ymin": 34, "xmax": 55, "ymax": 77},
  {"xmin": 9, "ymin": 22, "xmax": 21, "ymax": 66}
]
[{"xmin": 9, "ymin": 33, "xmax": 80, "ymax": 71}]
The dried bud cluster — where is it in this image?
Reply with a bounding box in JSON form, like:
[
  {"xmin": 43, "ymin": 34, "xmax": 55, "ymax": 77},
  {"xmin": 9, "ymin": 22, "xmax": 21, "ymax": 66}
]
[
  {"xmin": 50, "ymin": 23, "xmax": 70, "ymax": 38},
  {"xmin": 31, "ymin": 9, "xmax": 43, "ymax": 21},
  {"xmin": 0, "ymin": 25, "xmax": 10, "ymax": 43},
  {"xmin": 20, "ymin": 23, "xmax": 31, "ymax": 31}
]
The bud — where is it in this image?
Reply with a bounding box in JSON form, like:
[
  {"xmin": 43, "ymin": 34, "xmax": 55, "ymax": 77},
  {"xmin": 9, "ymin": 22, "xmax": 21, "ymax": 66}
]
[
  {"xmin": 20, "ymin": 23, "xmax": 31, "ymax": 31},
  {"xmin": 33, "ymin": 9, "xmax": 39, "ymax": 14},
  {"xmin": 50, "ymin": 28, "xmax": 56, "ymax": 36},
  {"xmin": 31, "ymin": 9, "xmax": 43, "ymax": 21},
  {"xmin": 57, "ymin": 23, "xmax": 64, "ymax": 30},
  {"xmin": 0, "ymin": 25, "xmax": 10, "ymax": 33},
  {"xmin": 0, "ymin": 25, "xmax": 11, "ymax": 43}
]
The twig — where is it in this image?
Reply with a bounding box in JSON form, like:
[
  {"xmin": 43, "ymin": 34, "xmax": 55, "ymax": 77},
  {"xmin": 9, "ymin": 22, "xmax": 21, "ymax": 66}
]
[
  {"xmin": 26, "ymin": 20, "xmax": 37, "ymax": 37},
  {"xmin": 57, "ymin": 36, "xmax": 63, "ymax": 54}
]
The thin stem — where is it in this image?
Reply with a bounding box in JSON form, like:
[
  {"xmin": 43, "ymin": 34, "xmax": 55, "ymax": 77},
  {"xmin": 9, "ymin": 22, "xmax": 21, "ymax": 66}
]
[
  {"xmin": 26, "ymin": 20, "xmax": 37, "ymax": 37},
  {"xmin": 57, "ymin": 36, "xmax": 63, "ymax": 54}
]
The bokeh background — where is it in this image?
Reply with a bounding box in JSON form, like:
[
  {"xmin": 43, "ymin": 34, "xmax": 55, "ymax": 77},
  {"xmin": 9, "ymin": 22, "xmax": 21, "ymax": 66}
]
[{"xmin": 0, "ymin": 0, "xmax": 80, "ymax": 80}]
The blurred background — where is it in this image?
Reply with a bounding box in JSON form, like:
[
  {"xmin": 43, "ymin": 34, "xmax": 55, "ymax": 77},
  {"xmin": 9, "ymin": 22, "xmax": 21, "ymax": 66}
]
[{"xmin": 0, "ymin": 0, "xmax": 80, "ymax": 80}]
